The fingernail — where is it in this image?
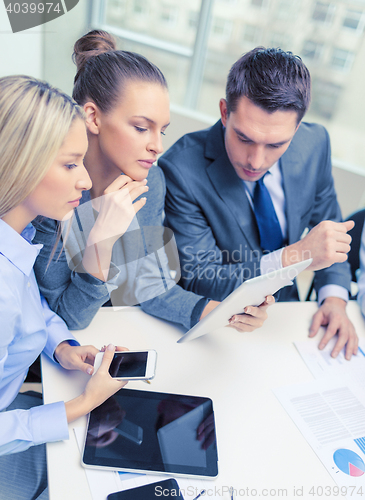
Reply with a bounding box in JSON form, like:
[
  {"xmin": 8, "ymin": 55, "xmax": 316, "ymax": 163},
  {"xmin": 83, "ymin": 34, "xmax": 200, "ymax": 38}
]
[
  {"xmin": 143, "ymin": 179, "xmax": 148, "ymax": 184},
  {"xmin": 246, "ymin": 307, "xmax": 251, "ymax": 314},
  {"xmin": 87, "ymin": 367, "xmax": 93, "ymax": 375},
  {"xmin": 106, "ymin": 344, "xmax": 115, "ymax": 351}
]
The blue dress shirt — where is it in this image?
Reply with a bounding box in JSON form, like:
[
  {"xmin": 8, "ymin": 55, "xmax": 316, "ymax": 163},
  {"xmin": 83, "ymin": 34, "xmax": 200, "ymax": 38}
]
[{"xmin": 0, "ymin": 219, "xmax": 78, "ymax": 455}]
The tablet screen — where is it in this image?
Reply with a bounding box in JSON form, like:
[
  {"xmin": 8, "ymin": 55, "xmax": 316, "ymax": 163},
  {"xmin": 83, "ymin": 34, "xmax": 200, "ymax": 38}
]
[{"xmin": 82, "ymin": 388, "xmax": 218, "ymax": 478}]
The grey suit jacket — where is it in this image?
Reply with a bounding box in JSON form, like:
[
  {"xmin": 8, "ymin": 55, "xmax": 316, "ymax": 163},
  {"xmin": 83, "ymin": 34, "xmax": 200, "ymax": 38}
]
[{"xmin": 159, "ymin": 119, "xmax": 351, "ymax": 301}]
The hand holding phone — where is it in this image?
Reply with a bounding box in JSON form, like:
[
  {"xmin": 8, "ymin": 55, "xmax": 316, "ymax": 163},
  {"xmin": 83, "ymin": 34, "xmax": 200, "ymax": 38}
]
[{"xmin": 93, "ymin": 350, "xmax": 157, "ymax": 380}]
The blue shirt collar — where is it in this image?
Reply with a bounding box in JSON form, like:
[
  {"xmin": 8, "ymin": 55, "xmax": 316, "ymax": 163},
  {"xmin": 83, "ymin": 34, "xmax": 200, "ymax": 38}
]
[{"xmin": 0, "ymin": 220, "xmax": 43, "ymax": 276}]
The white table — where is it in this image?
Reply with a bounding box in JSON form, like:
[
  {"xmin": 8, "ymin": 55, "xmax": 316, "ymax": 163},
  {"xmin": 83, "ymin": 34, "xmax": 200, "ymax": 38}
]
[{"xmin": 42, "ymin": 301, "xmax": 365, "ymax": 500}]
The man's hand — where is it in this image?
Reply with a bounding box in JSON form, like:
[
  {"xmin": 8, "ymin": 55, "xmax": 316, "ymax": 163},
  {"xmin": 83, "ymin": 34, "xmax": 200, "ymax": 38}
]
[
  {"xmin": 282, "ymin": 220, "xmax": 354, "ymax": 271},
  {"xmin": 227, "ymin": 295, "xmax": 274, "ymax": 332},
  {"xmin": 309, "ymin": 297, "xmax": 358, "ymax": 359},
  {"xmin": 200, "ymin": 295, "xmax": 275, "ymax": 333}
]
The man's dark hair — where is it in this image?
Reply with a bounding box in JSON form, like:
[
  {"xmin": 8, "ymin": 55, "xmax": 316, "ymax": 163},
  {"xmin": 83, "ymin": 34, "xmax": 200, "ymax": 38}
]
[{"xmin": 226, "ymin": 47, "xmax": 311, "ymax": 123}]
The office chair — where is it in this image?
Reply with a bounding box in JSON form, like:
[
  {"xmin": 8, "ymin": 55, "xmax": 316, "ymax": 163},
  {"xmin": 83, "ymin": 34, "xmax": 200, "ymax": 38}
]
[{"xmin": 305, "ymin": 208, "xmax": 365, "ymax": 301}]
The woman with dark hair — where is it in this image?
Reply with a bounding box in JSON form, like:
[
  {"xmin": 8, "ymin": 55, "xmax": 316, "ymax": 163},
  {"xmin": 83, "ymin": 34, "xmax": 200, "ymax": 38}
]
[{"xmin": 34, "ymin": 30, "xmax": 272, "ymax": 334}]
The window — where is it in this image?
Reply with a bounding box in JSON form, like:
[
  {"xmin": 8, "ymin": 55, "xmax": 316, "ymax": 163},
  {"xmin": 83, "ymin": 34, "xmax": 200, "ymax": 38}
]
[
  {"xmin": 275, "ymin": 0, "xmax": 299, "ymax": 20},
  {"xmin": 160, "ymin": 4, "xmax": 179, "ymax": 26},
  {"xmin": 188, "ymin": 10, "xmax": 198, "ymax": 30},
  {"xmin": 301, "ymin": 40, "xmax": 324, "ymax": 61},
  {"xmin": 211, "ymin": 17, "xmax": 232, "ymax": 40},
  {"xmin": 251, "ymin": 0, "xmax": 268, "ymax": 8},
  {"xmin": 106, "ymin": 0, "xmax": 126, "ymax": 20},
  {"xmin": 133, "ymin": 0, "xmax": 148, "ymax": 16},
  {"xmin": 243, "ymin": 25, "xmax": 262, "ymax": 44},
  {"xmin": 96, "ymin": 0, "xmax": 365, "ymax": 172},
  {"xmin": 343, "ymin": 9, "xmax": 364, "ymax": 32},
  {"xmin": 311, "ymin": 80, "xmax": 342, "ymax": 119},
  {"xmin": 270, "ymin": 33, "xmax": 290, "ymax": 50},
  {"xmin": 331, "ymin": 48, "xmax": 354, "ymax": 72},
  {"xmin": 312, "ymin": 1, "xmax": 335, "ymax": 23}
]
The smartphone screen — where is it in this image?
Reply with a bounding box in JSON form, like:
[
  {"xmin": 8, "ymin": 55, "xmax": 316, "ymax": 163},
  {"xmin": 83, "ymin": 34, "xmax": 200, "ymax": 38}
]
[
  {"xmin": 107, "ymin": 479, "xmax": 184, "ymax": 499},
  {"xmin": 109, "ymin": 352, "xmax": 148, "ymax": 378}
]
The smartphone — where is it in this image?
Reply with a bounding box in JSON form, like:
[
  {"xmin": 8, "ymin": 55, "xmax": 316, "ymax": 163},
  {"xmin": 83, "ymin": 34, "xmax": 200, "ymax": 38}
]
[
  {"xmin": 93, "ymin": 350, "xmax": 157, "ymax": 380},
  {"xmin": 107, "ymin": 478, "xmax": 184, "ymax": 499}
]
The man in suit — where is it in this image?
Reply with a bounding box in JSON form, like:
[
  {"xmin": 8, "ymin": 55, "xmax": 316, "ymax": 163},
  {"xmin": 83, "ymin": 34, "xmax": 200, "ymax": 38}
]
[{"xmin": 159, "ymin": 47, "xmax": 357, "ymax": 359}]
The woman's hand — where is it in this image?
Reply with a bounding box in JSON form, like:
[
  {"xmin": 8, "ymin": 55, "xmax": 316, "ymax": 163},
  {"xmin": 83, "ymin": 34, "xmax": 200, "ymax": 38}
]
[
  {"xmin": 83, "ymin": 175, "xmax": 148, "ymax": 280},
  {"xmin": 90, "ymin": 175, "xmax": 148, "ymax": 246},
  {"xmin": 82, "ymin": 344, "xmax": 128, "ymax": 409},
  {"xmin": 54, "ymin": 342, "xmax": 99, "ymax": 375},
  {"xmin": 64, "ymin": 344, "xmax": 128, "ymax": 423}
]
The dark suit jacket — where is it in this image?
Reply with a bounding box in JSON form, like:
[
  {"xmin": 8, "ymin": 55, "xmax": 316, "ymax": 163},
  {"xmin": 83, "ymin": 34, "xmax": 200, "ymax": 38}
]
[{"xmin": 159, "ymin": 119, "xmax": 351, "ymax": 301}]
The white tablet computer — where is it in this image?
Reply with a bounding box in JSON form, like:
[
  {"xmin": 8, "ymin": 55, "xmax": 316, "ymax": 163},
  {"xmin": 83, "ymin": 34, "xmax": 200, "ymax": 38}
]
[{"xmin": 178, "ymin": 258, "xmax": 312, "ymax": 343}]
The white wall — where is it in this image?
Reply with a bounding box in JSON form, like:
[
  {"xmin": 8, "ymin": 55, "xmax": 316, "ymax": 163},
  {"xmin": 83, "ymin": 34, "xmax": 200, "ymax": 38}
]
[
  {"xmin": 43, "ymin": 0, "xmax": 89, "ymax": 95},
  {"xmin": 0, "ymin": 3, "xmax": 42, "ymax": 77},
  {"xmin": 0, "ymin": 0, "xmax": 89, "ymax": 85}
]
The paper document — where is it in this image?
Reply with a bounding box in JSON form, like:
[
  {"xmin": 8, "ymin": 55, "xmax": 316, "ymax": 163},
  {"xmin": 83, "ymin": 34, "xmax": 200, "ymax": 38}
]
[
  {"xmin": 274, "ymin": 376, "xmax": 365, "ymax": 497},
  {"xmin": 295, "ymin": 336, "xmax": 365, "ymax": 385}
]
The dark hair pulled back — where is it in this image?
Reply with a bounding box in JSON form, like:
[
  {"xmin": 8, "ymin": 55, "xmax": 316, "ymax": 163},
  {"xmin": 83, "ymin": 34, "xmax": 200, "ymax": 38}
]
[{"xmin": 72, "ymin": 30, "xmax": 167, "ymax": 113}]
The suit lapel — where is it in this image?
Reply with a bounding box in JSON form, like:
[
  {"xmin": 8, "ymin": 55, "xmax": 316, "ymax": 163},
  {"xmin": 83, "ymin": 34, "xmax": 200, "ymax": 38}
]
[{"xmin": 205, "ymin": 121, "xmax": 260, "ymax": 251}]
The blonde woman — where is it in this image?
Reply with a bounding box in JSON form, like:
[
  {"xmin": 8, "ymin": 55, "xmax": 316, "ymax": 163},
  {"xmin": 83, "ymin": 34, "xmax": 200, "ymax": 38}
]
[{"xmin": 0, "ymin": 76, "xmax": 137, "ymax": 500}]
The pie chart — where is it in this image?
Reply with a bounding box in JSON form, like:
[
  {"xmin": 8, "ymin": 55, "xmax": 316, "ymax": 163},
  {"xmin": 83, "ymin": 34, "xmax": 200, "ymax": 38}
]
[{"xmin": 333, "ymin": 449, "xmax": 365, "ymax": 477}]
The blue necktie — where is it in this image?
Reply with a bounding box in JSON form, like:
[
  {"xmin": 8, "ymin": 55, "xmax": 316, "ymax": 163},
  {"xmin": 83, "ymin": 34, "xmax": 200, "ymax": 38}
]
[{"xmin": 253, "ymin": 174, "xmax": 283, "ymax": 252}]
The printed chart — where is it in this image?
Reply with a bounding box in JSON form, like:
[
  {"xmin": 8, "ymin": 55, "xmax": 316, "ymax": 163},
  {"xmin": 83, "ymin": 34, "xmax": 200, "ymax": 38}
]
[{"xmin": 333, "ymin": 449, "xmax": 365, "ymax": 477}]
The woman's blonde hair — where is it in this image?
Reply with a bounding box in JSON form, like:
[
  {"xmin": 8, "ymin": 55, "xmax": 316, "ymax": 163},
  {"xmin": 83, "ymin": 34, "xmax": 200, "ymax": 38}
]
[{"xmin": 0, "ymin": 75, "xmax": 85, "ymax": 218}]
